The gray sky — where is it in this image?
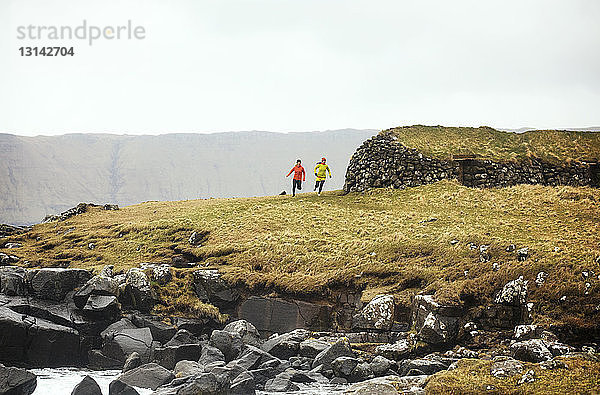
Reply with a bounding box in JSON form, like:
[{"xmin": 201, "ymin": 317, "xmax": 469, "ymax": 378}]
[{"xmin": 1, "ymin": 0, "xmax": 599, "ymax": 136}]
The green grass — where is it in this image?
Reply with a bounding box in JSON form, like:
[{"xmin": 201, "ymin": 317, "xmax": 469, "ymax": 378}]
[
  {"xmin": 425, "ymin": 357, "xmax": 600, "ymax": 394},
  {"xmin": 386, "ymin": 126, "xmax": 600, "ymax": 164},
  {"xmin": 2, "ymin": 181, "xmax": 599, "ymax": 327}
]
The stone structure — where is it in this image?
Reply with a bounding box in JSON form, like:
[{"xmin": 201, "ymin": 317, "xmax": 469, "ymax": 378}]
[{"xmin": 343, "ymin": 133, "xmax": 598, "ymax": 192}]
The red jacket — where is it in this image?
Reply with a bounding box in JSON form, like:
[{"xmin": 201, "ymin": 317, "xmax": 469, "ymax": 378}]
[{"xmin": 287, "ymin": 165, "xmax": 306, "ymax": 181}]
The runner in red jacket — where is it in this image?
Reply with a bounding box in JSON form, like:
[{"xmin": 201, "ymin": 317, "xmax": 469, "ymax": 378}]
[{"xmin": 286, "ymin": 159, "xmax": 306, "ymax": 197}]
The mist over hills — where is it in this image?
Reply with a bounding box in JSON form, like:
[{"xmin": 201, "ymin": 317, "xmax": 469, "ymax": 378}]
[{"xmin": 0, "ymin": 129, "xmax": 377, "ymax": 225}]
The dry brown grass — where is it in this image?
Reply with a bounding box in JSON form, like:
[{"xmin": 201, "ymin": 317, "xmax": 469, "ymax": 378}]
[
  {"xmin": 425, "ymin": 357, "xmax": 600, "ymax": 394},
  {"xmin": 2, "ymin": 181, "xmax": 599, "ymax": 325},
  {"xmin": 388, "ymin": 126, "xmax": 600, "ymax": 164}
]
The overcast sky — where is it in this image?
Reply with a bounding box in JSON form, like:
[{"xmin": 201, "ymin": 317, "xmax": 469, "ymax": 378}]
[{"xmin": 1, "ymin": 0, "xmax": 599, "ymax": 136}]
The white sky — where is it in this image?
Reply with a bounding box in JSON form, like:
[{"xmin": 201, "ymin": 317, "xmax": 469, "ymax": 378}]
[{"xmin": 1, "ymin": 0, "xmax": 599, "ymax": 136}]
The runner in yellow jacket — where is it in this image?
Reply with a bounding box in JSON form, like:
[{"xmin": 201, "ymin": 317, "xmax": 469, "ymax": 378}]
[{"xmin": 313, "ymin": 157, "xmax": 332, "ymax": 196}]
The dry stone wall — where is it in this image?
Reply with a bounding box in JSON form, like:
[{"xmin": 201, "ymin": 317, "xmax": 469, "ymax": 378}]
[{"xmin": 343, "ymin": 133, "xmax": 595, "ymax": 192}]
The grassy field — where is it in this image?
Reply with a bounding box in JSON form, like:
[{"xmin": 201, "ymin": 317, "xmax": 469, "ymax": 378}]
[
  {"xmin": 425, "ymin": 357, "xmax": 600, "ymax": 394},
  {"xmin": 2, "ymin": 181, "xmax": 599, "ymax": 327},
  {"xmin": 387, "ymin": 126, "xmax": 600, "ymax": 164}
]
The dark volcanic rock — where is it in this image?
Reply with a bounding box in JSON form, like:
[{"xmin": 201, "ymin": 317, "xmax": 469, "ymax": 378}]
[
  {"xmin": 71, "ymin": 375, "xmax": 102, "ymax": 395},
  {"xmin": 209, "ymin": 330, "xmax": 243, "ymax": 362},
  {"xmin": 193, "ymin": 269, "xmax": 240, "ymax": 309},
  {"xmin": 0, "ymin": 363, "xmax": 37, "ymax": 395},
  {"xmin": 26, "ymin": 268, "xmax": 91, "ymax": 301},
  {"xmin": 223, "ymin": 319, "xmax": 261, "ymax": 347},
  {"xmin": 122, "ymin": 352, "xmax": 142, "ymax": 373},
  {"xmin": 299, "ymin": 338, "xmax": 329, "ymax": 359},
  {"xmin": 0, "ymin": 266, "xmax": 27, "ymax": 296},
  {"xmin": 120, "ymin": 269, "xmax": 157, "ymax": 313},
  {"xmin": 108, "ymin": 379, "xmax": 140, "ymax": 395},
  {"xmin": 73, "ymin": 274, "xmax": 120, "ymax": 309},
  {"xmin": 261, "ymin": 329, "xmax": 310, "ymax": 360},
  {"xmin": 312, "ymin": 337, "xmax": 355, "ymax": 370},
  {"xmin": 83, "ymin": 295, "xmax": 121, "ymax": 321},
  {"xmin": 510, "ymin": 339, "xmax": 553, "ymax": 362},
  {"xmin": 239, "ymin": 296, "xmax": 331, "ymax": 335},
  {"xmin": 128, "ymin": 314, "xmax": 176, "ymax": 344},
  {"xmin": 101, "ymin": 327, "xmax": 154, "ymax": 364},
  {"xmin": 0, "ymin": 306, "xmax": 81, "ymax": 367},
  {"xmin": 112, "ymin": 363, "xmax": 174, "ymax": 391},
  {"xmin": 198, "ymin": 345, "xmax": 226, "ymax": 365}
]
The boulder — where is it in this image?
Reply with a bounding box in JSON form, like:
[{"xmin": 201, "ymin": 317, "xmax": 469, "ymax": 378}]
[
  {"xmin": 400, "ymin": 359, "xmax": 448, "ymax": 376},
  {"xmin": 113, "ymin": 363, "xmax": 174, "ymax": 390},
  {"xmin": 344, "ymin": 374, "xmax": 427, "ymax": 395},
  {"xmin": 101, "ymin": 327, "xmax": 154, "ymax": 364},
  {"xmin": 71, "ymin": 375, "xmax": 102, "ymax": 395},
  {"xmin": 350, "ymin": 362, "xmax": 374, "ymax": 382},
  {"xmin": 299, "ymin": 338, "xmax": 329, "ymax": 359},
  {"xmin": 332, "ymin": 356, "xmax": 359, "ymax": 378},
  {"xmin": 239, "ymin": 296, "xmax": 331, "ymax": 335},
  {"xmin": 198, "ymin": 345, "xmax": 226, "ymax": 365},
  {"xmin": 264, "ymin": 372, "xmax": 300, "ymax": 392},
  {"xmin": 26, "ymin": 268, "xmax": 91, "ymax": 301},
  {"xmin": 0, "ymin": 252, "xmax": 20, "ymax": 266},
  {"xmin": 153, "ymin": 344, "xmax": 202, "ymax": 370},
  {"xmin": 312, "ymin": 337, "xmax": 354, "ymax": 370},
  {"xmin": 108, "ymin": 380, "xmax": 140, "ymax": 395},
  {"xmin": 73, "ymin": 274, "xmax": 120, "ymax": 309},
  {"xmin": 209, "ymin": 330, "xmax": 243, "ymax": 362},
  {"xmin": 83, "ymin": 295, "xmax": 121, "ymax": 321},
  {"xmin": 230, "ymin": 371, "xmax": 256, "ymax": 395},
  {"xmin": 261, "ymin": 329, "xmax": 310, "ymax": 360},
  {"xmin": 495, "ymin": 276, "xmax": 528, "ymax": 306},
  {"xmin": 88, "ymin": 350, "xmax": 123, "ymax": 370},
  {"xmin": 375, "ymin": 339, "xmax": 412, "ymax": 361},
  {"xmin": 0, "ymin": 363, "xmax": 37, "ymax": 395},
  {"xmin": 193, "ymin": 269, "xmax": 240, "ymax": 309},
  {"xmin": 235, "ymin": 345, "xmax": 279, "ymax": 370},
  {"xmin": 174, "ymin": 360, "xmax": 204, "ymax": 377},
  {"xmin": 490, "ymin": 357, "xmax": 523, "ymax": 378},
  {"xmin": 120, "ymin": 268, "xmax": 157, "ymax": 312},
  {"xmin": 352, "ymin": 294, "xmax": 395, "ymax": 330},
  {"xmin": 173, "ymin": 372, "xmax": 229, "ymax": 394},
  {"xmin": 412, "ymin": 295, "xmax": 461, "ymax": 345},
  {"xmin": 514, "ymin": 324, "xmax": 542, "ymax": 340},
  {"xmin": 128, "ymin": 314, "xmax": 177, "ymax": 344},
  {"xmin": 510, "ymin": 339, "xmax": 553, "ymax": 362},
  {"xmin": 370, "ymin": 355, "xmax": 394, "ymax": 377},
  {"xmin": 122, "ymin": 352, "xmax": 142, "ymax": 373},
  {"xmin": 0, "ymin": 306, "xmax": 81, "ymax": 367},
  {"xmin": 224, "ymin": 319, "xmax": 260, "ymax": 346},
  {"xmin": 0, "ymin": 266, "xmax": 27, "ymax": 296}
]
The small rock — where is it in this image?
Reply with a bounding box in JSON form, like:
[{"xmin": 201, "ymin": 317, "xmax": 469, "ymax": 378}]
[
  {"xmin": 518, "ymin": 369, "xmax": 536, "ymax": 384},
  {"xmin": 506, "ymin": 244, "xmax": 516, "ymax": 252},
  {"xmin": 312, "ymin": 337, "xmax": 354, "ymax": 370},
  {"xmin": 540, "ymin": 359, "xmax": 568, "ymax": 370},
  {"xmin": 517, "ymin": 247, "xmax": 529, "ymax": 261},
  {"xmin": 152, "ymin": 265, "xmax": 171, "ymax": 285},
  {"xmin": 223, "ymin": 320, "xmax": 260, "ymax": 347},
  {"xmin": 490, "ymin": 357, "xmax": 523, "ymax": 378},
  {"xmin": 122, "ymin": 352, "xmax": 142, "ymax": 373},
  {"xmin": 511, "ymin": 339, "xmax": 553, "ymax": 362},
  {"xmin": 495, "ymin": 276, "xmax": 528, "ymax": 306},
  {"xmin": 535, "ymin": 272, "xmax": 548, "ymax": 287}
]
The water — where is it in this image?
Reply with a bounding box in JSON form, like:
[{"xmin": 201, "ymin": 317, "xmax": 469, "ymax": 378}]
[
  {"xmin": 29, "ymin": 368, "xmax": 347, "ymax": 395},
  {"xmin": 29, "ymin": 368, "xmax": 152, "ymax": 395}
]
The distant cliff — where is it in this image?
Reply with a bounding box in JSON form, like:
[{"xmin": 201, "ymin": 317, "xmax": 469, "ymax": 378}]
[{"xmin": 0, "ymin": 129, "xmax": 377, "ymax": 224}]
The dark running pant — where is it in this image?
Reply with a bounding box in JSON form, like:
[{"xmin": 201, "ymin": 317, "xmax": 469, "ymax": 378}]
[
  {"xmin": 292, "ymin": 179, "xmax": 302, "ymax": 196},
  {"xmin": 315, "ymin": 180, "xmax": 325, "ymax": 193}
]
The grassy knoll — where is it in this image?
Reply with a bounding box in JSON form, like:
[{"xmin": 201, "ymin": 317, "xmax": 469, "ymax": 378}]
[
  {"xmin": 387, "ymin": 126, "xmax": 600, "ymax": 164},
  {"xmin": 2, "ymin": 181, "xmax": 599, "ymax": 326},
  {"xmin": 425, "ymin": 357, "xmax": 600, "ymax": 394}
]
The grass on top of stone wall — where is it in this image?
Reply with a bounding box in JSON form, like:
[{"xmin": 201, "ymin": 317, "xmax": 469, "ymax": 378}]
[
  {"xmin": 425, "ymin": 357, "xmax": 600, "ymax": 394},
  {"xmin": 387, "ymin": 126, "xmax": 600, "ymax": 164},
  {"xmin": 1, "ymin": 181, "xmax": 599, "ymax": 327}
]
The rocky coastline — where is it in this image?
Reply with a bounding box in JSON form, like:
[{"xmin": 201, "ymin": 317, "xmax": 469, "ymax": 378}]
[{"xmin": 0, "ymin": 259, "xmax": 597, "ymax": 394}]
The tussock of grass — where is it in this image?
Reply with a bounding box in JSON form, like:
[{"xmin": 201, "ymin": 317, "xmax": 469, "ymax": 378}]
[
  {"xmin": 2, "ymin": 181, "xmax": 599, "ymax": 326},
  {"xmin": 387, "ymin": 126, "xmax": 600, "ymax": 164},
  {"xmin": 425, "ymin": 357, "xmax": 600, "ymax": 394}
]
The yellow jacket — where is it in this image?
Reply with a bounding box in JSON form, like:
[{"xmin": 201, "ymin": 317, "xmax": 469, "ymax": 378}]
[{"xmin": 314, "ymin": 163, "xmax": 331, "ymax": 181}]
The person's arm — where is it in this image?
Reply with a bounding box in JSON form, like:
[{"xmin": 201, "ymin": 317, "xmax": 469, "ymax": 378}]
[
  {"xmin": 302, "ymin": 167, "xmax": 306, "ymax": 181},
  {"xmin": 314, "ymin": 164, "xmax": 319, "ymax": 176},
  {"xmin": 286, "ymin": 168, "xmax": 294, "ymax": 177}
]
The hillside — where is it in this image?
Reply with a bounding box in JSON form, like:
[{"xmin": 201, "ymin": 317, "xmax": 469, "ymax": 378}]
[
  {"xmin": 386, "ymin": 126, "xmax": 600, "ymax": 164},
  {"xmin": 3, "ymin": 180, "xmax": 599, "ymax": 330},
  {"xmin": 0, "ymin": 129, "xmax": 377, "ymax": 225}
]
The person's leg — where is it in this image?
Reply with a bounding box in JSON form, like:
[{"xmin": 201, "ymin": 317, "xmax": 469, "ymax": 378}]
[
  {"xmin": 314, "ymin": 180, "xmax": 318, "ymax": 191},
  {"xmin": 318, "ymin": 180, "xmax": 325, "ymax": 194},
  {"xmin": 297, "ymin": 180, "xmax": 302, "ymax": 190},
  {"xmin": 292, "ymin": 180, "xmax": 297, "ymax": 196}
]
